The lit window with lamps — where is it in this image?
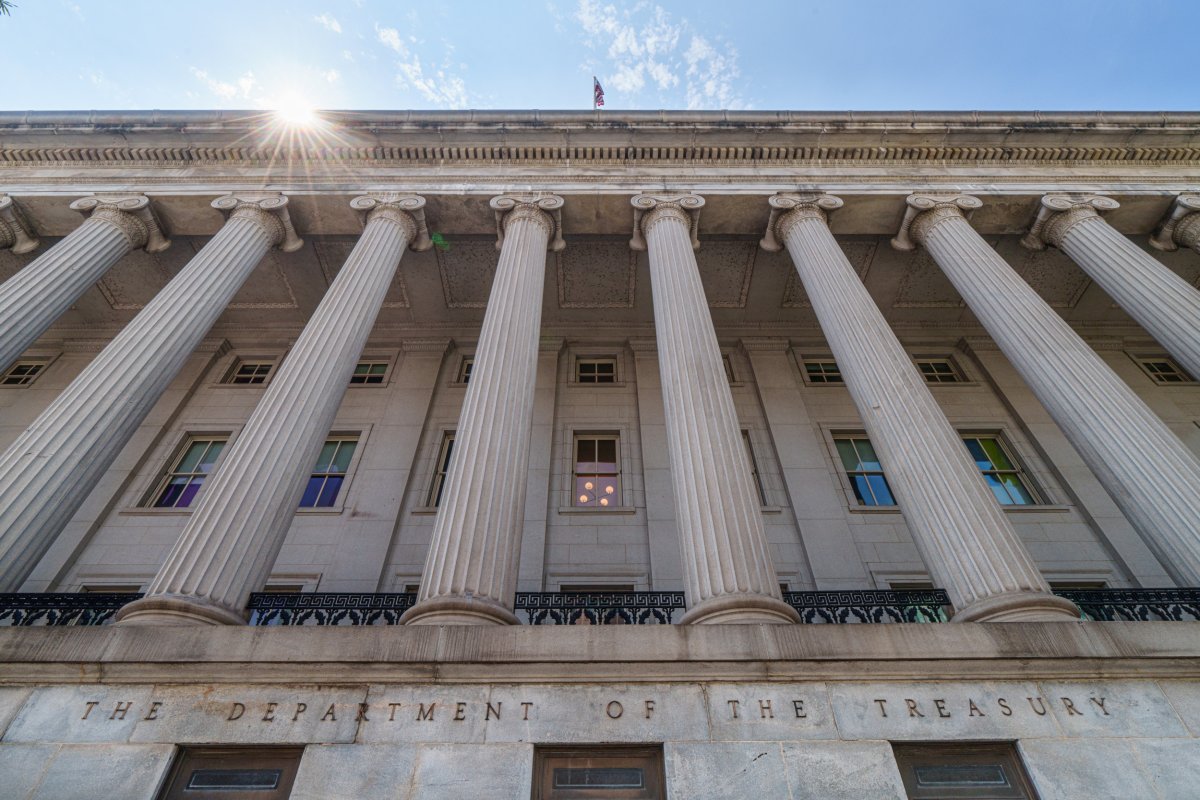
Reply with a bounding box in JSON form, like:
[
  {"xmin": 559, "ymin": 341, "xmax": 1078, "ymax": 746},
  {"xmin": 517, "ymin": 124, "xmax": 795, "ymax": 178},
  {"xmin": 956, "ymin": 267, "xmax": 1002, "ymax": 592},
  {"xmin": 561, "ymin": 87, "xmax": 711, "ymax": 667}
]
[{"xmin": 574, "ymin": 434, "xmax": 620, "ymax": 508}]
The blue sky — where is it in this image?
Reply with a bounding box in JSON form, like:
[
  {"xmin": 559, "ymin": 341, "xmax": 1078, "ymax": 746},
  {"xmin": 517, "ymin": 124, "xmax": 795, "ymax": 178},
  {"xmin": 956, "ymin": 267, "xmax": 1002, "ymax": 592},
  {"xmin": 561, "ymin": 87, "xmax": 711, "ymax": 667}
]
[{"xmin": 0, "ymin": 0, "xmax": 1194, "ymax": 111}]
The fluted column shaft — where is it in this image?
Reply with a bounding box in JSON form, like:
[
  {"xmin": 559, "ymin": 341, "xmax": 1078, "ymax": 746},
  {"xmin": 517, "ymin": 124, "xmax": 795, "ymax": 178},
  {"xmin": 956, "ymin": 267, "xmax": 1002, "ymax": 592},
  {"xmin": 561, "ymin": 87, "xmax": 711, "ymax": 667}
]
[
  {"xmin": 1029, "ymin": 196, "xmax": 1200, "ymax": 380},
  {"xmin": 118, "ymin": 197, "xmax": 423, "ymax": 625},
  {"xmin": 0, "ymin": 196, "xmax": 295, "ymax": 592},
  {"xmin": 0, "ymin": 195, "xmax": 167, "ymax": 372},
  {"xmin": 636, "ymin": 195, "xmax": 799, "ymax": 624},
  {"xmin": 402, "ymin": 195, "xmax": 562, "ymax": 626},
  {"xmin": 913, "ymin": 198, "xmax": 1200, "ymax": 586},
  {"xmin": 770, "ymin": 196, "xmax": 1076, "ymax": 621}
]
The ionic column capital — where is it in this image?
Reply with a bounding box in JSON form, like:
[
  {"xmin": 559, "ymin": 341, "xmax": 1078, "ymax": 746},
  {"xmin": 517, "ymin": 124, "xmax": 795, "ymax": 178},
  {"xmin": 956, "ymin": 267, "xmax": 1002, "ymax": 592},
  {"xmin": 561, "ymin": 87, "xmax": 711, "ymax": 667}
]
[
  {"xmin": 759, "ymin": 193, "xmax": 843, "ymax": 252},
  {"xmin": 490, "ymin": 194, "xmax": 565, "ymax": 252},
  {"xmin": 211, "ymin": 193, "xmax": 303, "ymax": 252},
  {"xmin": 350, "ymin": 193, "xmax": 432, "ymax": 250},
  {"xmin": 0, "ymin": 195, "xmax": 39, "ymax": 254},
  {"xmin": 1150, "ymin": 194, "xmax": 1200, "ymax": 252},
  {"xmin": 1021, "ymin": 193, "xmax": 1119, "ymax": 251},
  {"xmin": 69, "ymin": 193, "xmax": 170, "ymax": 253},
  {"xmin": 629, "ymin": 193, "xmax": 704, "ymax": 251},
  {"xmin": 891, "ymin": 194, "xmax": 982, "ymax": 251}
]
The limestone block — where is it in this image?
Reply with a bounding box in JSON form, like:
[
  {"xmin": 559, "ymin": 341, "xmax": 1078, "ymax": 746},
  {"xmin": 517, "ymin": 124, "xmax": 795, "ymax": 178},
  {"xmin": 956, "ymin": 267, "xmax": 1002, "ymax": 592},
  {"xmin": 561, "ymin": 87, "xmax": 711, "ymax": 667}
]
[
  {"xmin": 32, "ymin": 743, "xmax": 175, "ymax": 800},
  {"xmin": 664, "ymin": 742, "xmax": 792, "ymax": 799},
  {"xmin": 1036, "ymin": 680, "xmax": 1188, "ymax": 738},
  {"xmin": 0, "ymin": 688, "xmax": 31, "ymax": 738},
  {"xmin": 291, "ymin": 744, "xmax": 418, "ymax": 800},
  {"xmin": 1019, "ymin": 739, "xmax": 1156, "ymax": 800},
  {"xmin": 828, "ymin": 681, "xmax": 1063, "ymax": 741},
  {"xmin": 1133, "ymin": 739, "xmax": 1200, "ymax": 799},
  {"xmin": 704, "ymin": 683, "xmax": 838, "ymax": 741},
  {"xmin": 4, "ymin": 685, "xmax": 157, "ymax": 743},
  {"xmin": 780, "ymin": 741, "xmax": 907, "ymax": 800},
  {"xmin": 355, "ymin": 685, "xmax": 492, "ymax": 744},
  {"xmin": 407, "ymin": 743, "xmax": 533, "ymax": 800},
  {"xmin": 1158, "ymin": 680, "xmax": 1200, "ymax": 736},
  {"xmin": 0, "ymin": 743, "xmax": 55, "ymax": 798}
]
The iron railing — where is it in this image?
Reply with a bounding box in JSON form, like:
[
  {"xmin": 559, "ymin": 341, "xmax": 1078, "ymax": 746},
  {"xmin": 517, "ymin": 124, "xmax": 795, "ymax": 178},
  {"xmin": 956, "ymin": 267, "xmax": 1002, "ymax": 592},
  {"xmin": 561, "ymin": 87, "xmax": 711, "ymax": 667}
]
[
  {"xmin": 783, "ymin": 589, "xmax": 952, "ymax": 623},
  {"xmin": 1054, "ymin": 588, "xmax": 1200, "ymax": 621},
  {"xmin": 4, "ymin": 588, "xmax": 1200, "ymax": 627},
  {"xmin": 514, "ymin": 591, "xmax": 686, "ymax": 625}
]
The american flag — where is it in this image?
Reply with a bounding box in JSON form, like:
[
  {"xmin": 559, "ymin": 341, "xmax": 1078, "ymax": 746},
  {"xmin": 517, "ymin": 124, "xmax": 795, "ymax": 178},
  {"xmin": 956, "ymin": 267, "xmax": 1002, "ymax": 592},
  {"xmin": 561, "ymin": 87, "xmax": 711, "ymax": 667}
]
[{"xmin": 593, "ymin": 77, "xmax": 605, "ymax": 109}]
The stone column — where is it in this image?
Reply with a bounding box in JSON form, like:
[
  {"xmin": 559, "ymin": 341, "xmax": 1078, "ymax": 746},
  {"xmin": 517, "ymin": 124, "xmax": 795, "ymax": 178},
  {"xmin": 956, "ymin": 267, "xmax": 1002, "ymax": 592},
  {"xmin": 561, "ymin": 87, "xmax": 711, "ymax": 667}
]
[
  {"xmin": 0, "ymin": 194, "xmax": 168, "ymax": 372},
  {"xmin": 632, "ymin": 194, "xmax": 799, "ymax": 624},
  {"xmin": 763, "ymin": 194, "xmax": 1075, "ymax": 621},
  {"xmin": 1023, "ymin": 194, "xmax": 1200, "ymax": 380},
  {"xmin": 118, "ymin": 195, "xmax": 427, "ymax": 625},
  {"xmin": 1151, "ymin": 195, "xmax": 1200, "ymax": 254},
  {"xmin": 896, "ymin": 194, "xmax": 1200, "ymax": 587},
  {"xmin": 0, "ymin": 194, "xmax": 300, "ymax": 592},
  {"xmin": 402, "ymin": 195, "xmax": 564, "ymax": 626},
  {"xmin": 0, "ymin": 194, "xmax": 39, "ymax": 254}
]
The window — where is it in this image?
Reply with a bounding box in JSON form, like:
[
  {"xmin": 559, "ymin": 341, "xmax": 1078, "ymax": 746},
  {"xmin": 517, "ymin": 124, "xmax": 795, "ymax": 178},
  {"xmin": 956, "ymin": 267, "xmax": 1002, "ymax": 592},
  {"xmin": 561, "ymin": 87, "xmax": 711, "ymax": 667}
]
[
  {"xmin": 742, "ymin": 431, "xmax": 768, "ymax": 505},
  {"xmin": 892, "ymin": 743, "xmax": 1039, "ymax": 800},
  {"xmin": 1140, "ymin": 356, "xmax": 1194, "ymax": 384},
  {"xmin": 534, "ymin": 746, "xmax": 664, "ymax": 800},
  {"xmin": 804, "ymin": 359, "xmax": 843, "ymax": 384},
  {"xmin": 148, "ymin": 437, "xmax": 227, "ymax": 508},
  {"xmin": 1, "ymin": 360, "xmax": 47, "ymax": 386},
  {"xmin": 834, "ymin": 435, "xmax": 896, "ymax": 506},
  {"xmin": 158, "ymin": 746, "xmax": 302, "ymax": 800},
  {"xmin": 961, "ymin": 435, "xmax": 1039, "ymax": 506},
  {"xmin": 350, "ymin": 361, "xmax": 388, "ymax": 385},
  {"xmin": 456, "ymin": 356, "xmax": 474, "ymax": 384},
  {"xmin": 223, "ymin": 360, "xmax": 275, "ymax": 385},
  {"xmin": 428, "ymin": 432, "xmax": 456, "ymax": 507},
  {"xmin": 574, "ymin": 434, "xmax": 620, "ymax": 507},
  {"xmin": 560, "ymin": 583, "xmax": 636, "ymax": 593},
  {"xmin": 722, "ymin": 354, "xmax": 736, "ymax": 383},
  {"xmin": 576, "ymin": 357, "xmax": 617, "ymax": 383},
  {"xmin": 915, "ymin": 358, "xmax": 963, "ymax": 383},
  {"xmin": 299, "ymin": 437, "xmax": 358, "ymax": 508}
]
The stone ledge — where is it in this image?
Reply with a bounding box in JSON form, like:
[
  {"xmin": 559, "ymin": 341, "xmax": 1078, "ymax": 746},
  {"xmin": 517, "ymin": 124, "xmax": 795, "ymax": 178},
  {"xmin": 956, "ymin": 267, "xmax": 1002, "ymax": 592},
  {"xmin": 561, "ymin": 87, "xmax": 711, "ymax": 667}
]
[{"xmin": 0, "ymin": 622, "xmax": 1197, "ymax": 684}]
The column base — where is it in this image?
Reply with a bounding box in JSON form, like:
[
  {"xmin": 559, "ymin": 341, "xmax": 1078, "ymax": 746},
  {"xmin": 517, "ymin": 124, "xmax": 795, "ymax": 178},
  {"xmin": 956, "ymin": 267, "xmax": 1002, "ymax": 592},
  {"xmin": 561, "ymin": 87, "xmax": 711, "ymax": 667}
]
[
  {"xmin": 401, "ymin": 594, "xmax": 521, "ymax": 626},
  {"xmin": 679, "ymin": 593, "xmax": 801, "ymax": 625},
  {"xmin": 114, "ymin": 594, "xmax": 248, "ymax": 626},
  {"xmin": 951, "ymin": 590, "xmax": 1081, "ymax": 623}
]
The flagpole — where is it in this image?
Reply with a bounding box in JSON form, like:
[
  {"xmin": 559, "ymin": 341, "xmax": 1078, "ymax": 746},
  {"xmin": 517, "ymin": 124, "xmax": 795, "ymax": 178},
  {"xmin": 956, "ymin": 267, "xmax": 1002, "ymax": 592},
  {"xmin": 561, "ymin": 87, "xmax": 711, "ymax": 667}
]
[{"xmin": 592, "ymin": 76, "xmax": 596, "ymax": 111}]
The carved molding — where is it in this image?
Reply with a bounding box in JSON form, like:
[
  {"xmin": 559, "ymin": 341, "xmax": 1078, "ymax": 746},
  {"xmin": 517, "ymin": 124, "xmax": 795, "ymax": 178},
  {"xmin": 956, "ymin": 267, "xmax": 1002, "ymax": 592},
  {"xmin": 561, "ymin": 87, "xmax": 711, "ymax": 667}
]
[
  {"xmin": 401, "ymin": 338, "xmax": 451, "ymax": 354},
  {"xmin": 759, "ymin": 192, "xmax": 842, "ymax": 252},
  {"xmin": 349, "ymin": 193, "xmax": 431, "ymax": 251},
  {"xmin": 69, "ymin": 193, "xmax": 170, "ymax": 253},
  {"xmin": 1021, "ymin": 194, "xmax": 1120, "ymax": 251},
  {"xmin": 0, "ymin": 195, "xmax": 39, "ymax": 254},
  {"xmin": 629, "ymin": 194, "xmax": 704, "ymax": 251},
  {"xmin": 1150, "ymin": 195, "xmax": 1200, "ymax": 252},
  {"xmin": 490, "ymin": 194, "xmax": 565, "ymax": 252},
  {"xmin": 211, "ymin": 193, "xmax": 303, "ymax": 253},
  {"xmin": 891, "ymin": 194, "xmax": 982, "ymax": 251}
]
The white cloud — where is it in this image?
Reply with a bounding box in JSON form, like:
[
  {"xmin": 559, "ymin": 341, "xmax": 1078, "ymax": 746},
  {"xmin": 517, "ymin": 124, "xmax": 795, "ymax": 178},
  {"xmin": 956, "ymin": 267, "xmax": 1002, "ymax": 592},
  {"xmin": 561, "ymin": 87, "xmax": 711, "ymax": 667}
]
[
  {"xmin": 314, "ymin": 13, "xmax": 342, "ymax": 34},
  {"xmin": 189, "ymin": 67, "xmax": 239, "ymax": 100},
  {"xmin": 323, "ymin": 69, "xmax": 341, "ymax": 84},
  {"xmin": 574, "ymin": 0, "xmax": 743, "ymax": 109},
  {"xmin": 375, "ymin": 22, "xmax": 470, "ymax": 109}
]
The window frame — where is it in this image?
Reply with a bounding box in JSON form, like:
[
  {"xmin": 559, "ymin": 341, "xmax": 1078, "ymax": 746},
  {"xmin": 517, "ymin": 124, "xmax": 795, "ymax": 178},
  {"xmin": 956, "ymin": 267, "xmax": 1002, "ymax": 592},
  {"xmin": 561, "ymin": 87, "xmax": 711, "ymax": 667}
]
[
  {"xmin": 913, "ymin": 356, "xmax": 966, "ymax": 384},
  {"xmin": 141, "ymin": 434, "xmax": 231, "ymax": 510},
  {"xmin": 0, "ymin": 358, "xmax": 52, "ymax": 386},
  {"xmin": 157, "ymin": 745, "xmax": 303, "ymax": 800},
  {"xmin": 296, "ymin": 434, "xmax": 362, "ymax": 512},
  {"xmin": 891, "ymin": 742, "xmax": 1040, "ymax": 800},
  {"xmin": 1133, "ymin": 354, "xmax": 1196, "ymax": 385},
  {"xmin": 220, "ymin": 358, "xmax": 277, "ymax": 386},
  {"xmin": 533, "ymin": 745, "xmax": 665, "ymax": 800},
  {"xmin": 741, "ymin": 429, "xmax": 769, "ymax": 507},
  {"xmin": 831, "ymin": 433, "xmax": 898, "ymax": 508},
  {"xmin": 426, "ymin": 430, "xmax": 457, "ymax": 508},
  {"xmin": 452, "ymin": 355, "xmax": 475, "ymax": 386},
  {"xmin": 572, "ymin": 432, "xmax": 622, "ymax": 510},
  {"xmin": 801, "ymin": 356, "xmax": 844, "ymax": 385},
  {"xmin": 349, "ymin": 358, "xmax": 391, "ymax": 386},
  {"xmin": 959, "ymin": 432, "xmax": 1043, "ymax": 506},
  {"xmin": 574, "ymin": 355, "xmax": 620, "ymax": 385}
]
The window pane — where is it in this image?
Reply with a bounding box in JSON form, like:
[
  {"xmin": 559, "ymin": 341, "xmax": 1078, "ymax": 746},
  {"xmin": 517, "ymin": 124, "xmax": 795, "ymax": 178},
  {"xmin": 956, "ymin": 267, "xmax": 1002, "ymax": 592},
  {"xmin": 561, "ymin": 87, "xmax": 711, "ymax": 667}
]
[
  {"xmin": 197, "ymin": 442, "xmax": 224, "ymax": 473},
  {"xmin": 155, "ymin": 479, "xmax": 188, "ymax": 508},
  {"xmin": 980, "ymin": 438, "xmax": 1014, "ymax": 470},
  {"xmin": 855, "ymin": 439, "xmax": 882, "ymax": 471},
  {"xmin": 312, "ymin": 441, "xmax": 338, "ymax": 473},
  {"xmin": 577, "ymin": 438, "xmax": 595, "ymax": 462},
  {"xmin": 177, "ymin": 478, "xmax": 205, "ymax": 508},
  {"xmin": 299, "ymin": 476, "xmax": 324, "ymax": 507},
  {"xmin": 850, "ymin": 475, "xmax": 873, "ymax": 505},
  {"xmin": 865, "ymin": 474, "xmax": 895, "ymax": 505},
  {"xmin": 176, "ymin": 442, "xmax": 208, "ymax": 473},
  {"xmin": 330, "ymin": 441, "xmax": 357, "ymax": 472},
  {"xmin": 983, "ymin": 473, "xmax": 1011, "ymax": 505},
  {"xmin": 596, "ymin": 438, "xmax": 617, "ymax": 463},
  {"xmin": 999, "ymin": 474, "xmax": 1035, "ymax": 505},
  {"xmin": 964, "ymin": 438, "xmax": 991, "ymax": 469},
  {"xmin": 835, "ymin": 439, "xmax": 862, "ymax": 471},
  {"xmin": 316, "ymin": 475, "xmax": 344, "ymax": 507}
]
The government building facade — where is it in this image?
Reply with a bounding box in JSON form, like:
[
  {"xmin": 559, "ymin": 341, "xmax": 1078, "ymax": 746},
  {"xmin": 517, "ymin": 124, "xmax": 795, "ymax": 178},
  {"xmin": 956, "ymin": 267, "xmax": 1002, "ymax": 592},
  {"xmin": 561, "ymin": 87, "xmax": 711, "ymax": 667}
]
[{"xmin": 1, "ymin": 109, "xmax": 1199, "ymax": 798}]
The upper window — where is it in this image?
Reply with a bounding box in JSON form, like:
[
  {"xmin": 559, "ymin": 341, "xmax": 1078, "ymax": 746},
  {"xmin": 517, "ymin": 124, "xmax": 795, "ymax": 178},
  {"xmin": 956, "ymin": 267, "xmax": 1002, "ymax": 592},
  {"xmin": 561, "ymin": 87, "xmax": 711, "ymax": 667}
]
[
  {"xmin": 1140, "ymin": 356, "xmax": 1195, "ymax": 384},
  {"xmin": 962, "ymin": 435, "xmax": 1039, "ymax": 505},
  {"xmin": 350, "ymin": 361, "xmax": 388, "ymax": 385},
  {"xmin": 915, "ymin": 358, "xmax": 963, "ymax": 384},
  {"xmin": 533, "ymin": 746, "xmax": 664, "ymax": 800},
  {"xmin": 804, "ymin": 359, "xmax": 843, "ymax": 384},
  {"xmin": 299, "ymin": 437, "xmax": 358, "ymax": 508},
  {"xmin": 1, "ymin": 360, "xmax": 47, "ymax": 386},
  {"xmin": 428, "ymin": 432, "xmax": 456, "ymax": 507},
  {"xmin": 158, "ymin": 746, "xmax": 303, "ymax": 800},
  {"xmin": 892, "ymin": 743, "xmax": 1038, "ymax": 800},
  {"xmin": 722, "ymin": 354, "xmax": 736, "ymax": 383},
  {"xmin": 576, "ymin": 358, "xmax": 617, "ymax": 384},
  {"xmin": 456, "ymin": 357, "xmax": 474, "ymax": 385},
  {"xmin": 574, "ymin": 434, "xmax": 620, "ymax": 507},
  {"xmin": 223, "ymin": 360, "xmax": 275, "ymax": 385},
  {"xmin": 148, "ymin": 437, "xmax": 227, "ymax": 508},
  {"xmin": 834, "ymin": 435, "xmax": 896, "ymax": 506}
]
